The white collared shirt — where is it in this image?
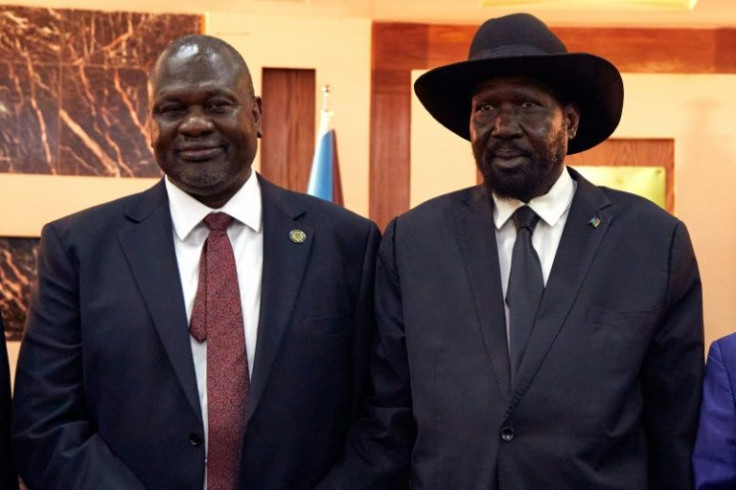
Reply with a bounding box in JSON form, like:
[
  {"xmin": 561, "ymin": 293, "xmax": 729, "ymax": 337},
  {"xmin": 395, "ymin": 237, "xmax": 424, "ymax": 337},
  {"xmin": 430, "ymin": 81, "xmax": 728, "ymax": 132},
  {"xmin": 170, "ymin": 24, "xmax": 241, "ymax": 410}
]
[
  {"xmin": 493, "ymin": 167, "xmax": 577, "ymax": 340},
  {"xmin": 165, "ymin": 172, "xmax": 263, "ymax": 469}
]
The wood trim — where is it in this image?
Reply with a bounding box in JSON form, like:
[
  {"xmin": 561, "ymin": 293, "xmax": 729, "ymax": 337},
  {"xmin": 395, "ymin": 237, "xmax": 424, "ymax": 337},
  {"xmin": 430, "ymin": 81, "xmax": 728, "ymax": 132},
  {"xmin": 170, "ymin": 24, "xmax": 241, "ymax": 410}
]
[
  {"xmin": 370, "ymin": 23, "xmax": 736, "ymax": 228},
  {"xmin": 260, "ymin": 68, "xmax": 316, "ymax": 193}
]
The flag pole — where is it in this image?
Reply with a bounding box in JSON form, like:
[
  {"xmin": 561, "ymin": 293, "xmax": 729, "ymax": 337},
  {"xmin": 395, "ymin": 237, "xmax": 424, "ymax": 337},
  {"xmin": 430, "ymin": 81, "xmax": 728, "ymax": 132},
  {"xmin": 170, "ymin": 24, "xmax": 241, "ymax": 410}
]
[{"xmin": 321, "ymin": 84, "xmax": 331, "ymax": 113}]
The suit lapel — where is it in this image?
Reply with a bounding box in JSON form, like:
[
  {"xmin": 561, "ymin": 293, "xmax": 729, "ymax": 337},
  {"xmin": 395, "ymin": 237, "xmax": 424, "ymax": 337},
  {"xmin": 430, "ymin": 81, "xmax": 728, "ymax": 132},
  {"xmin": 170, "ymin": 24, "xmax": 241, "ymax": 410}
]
[
  {"xmin": 117, "ymin": 180, "xmax": 202, "ymax": 418},
  {"xmin": 454, "ymin": 186, "xmax": 512, "ymax": 401},
  {"xmin": 510, "ymin": 169, "xmax": 613, "ymax": 409},
  {"xmin": 246, "ymin": 176, "xmax": 313, "ymax": 423}
]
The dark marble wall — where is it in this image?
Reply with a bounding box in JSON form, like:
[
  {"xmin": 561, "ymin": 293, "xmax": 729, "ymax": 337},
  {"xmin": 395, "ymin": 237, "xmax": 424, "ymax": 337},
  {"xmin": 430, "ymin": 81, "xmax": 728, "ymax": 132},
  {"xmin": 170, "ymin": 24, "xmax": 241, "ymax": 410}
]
[
  {"xmin": 0, "ymin": 238, "xmax": 38, "ymax": 340},
  {"xmin": 0, "ymin": 6, "xmax": 203, "ymax": 339}
]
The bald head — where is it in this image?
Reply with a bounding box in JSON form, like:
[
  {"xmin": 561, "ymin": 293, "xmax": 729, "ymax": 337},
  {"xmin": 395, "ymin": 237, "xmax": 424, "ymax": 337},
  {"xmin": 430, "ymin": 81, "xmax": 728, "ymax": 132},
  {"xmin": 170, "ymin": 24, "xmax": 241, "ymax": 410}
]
[
  {"xmin": 147, "ymin": 33, "xmax": 263, "ymax": 209},
  {"xmin": 149, "ymin": 34, "xmax": 255, "ymax": 99}
]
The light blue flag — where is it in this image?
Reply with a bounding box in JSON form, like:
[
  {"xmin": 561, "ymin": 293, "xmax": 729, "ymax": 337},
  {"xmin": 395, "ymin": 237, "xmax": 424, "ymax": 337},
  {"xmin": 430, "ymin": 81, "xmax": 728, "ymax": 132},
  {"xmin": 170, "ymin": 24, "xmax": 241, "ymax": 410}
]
[{"xmin": 307, "ymin": 108, "xmax": 341, "ymax": 203}]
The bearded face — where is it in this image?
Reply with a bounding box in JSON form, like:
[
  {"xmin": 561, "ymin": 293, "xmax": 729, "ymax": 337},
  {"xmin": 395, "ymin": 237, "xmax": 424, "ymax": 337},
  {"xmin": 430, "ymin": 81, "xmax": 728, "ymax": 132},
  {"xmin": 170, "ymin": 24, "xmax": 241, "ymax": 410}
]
[{"xmin": 469, "ymin": 77, "xmax": 579, "ymax": 202}]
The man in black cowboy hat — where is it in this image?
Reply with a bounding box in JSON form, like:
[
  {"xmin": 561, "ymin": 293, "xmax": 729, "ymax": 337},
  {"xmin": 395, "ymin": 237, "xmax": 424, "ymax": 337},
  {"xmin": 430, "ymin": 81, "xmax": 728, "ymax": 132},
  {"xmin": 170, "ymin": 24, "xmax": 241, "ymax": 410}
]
[{"xmin": 320, "ymin": 12, "xmax": 703, "ymax": 490}]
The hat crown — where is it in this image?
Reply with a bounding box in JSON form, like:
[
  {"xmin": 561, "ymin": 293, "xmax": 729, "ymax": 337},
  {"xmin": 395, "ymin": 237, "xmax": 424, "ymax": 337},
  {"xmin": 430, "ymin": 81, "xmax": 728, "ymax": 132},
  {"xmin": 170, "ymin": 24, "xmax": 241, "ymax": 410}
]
[
  {"xmin": 414, "ymin": 12, "xmax": 623, "ymax": 155},
  {"xmin": 468, "ymin": 13, "xmax": 568, "ymax": 61}
]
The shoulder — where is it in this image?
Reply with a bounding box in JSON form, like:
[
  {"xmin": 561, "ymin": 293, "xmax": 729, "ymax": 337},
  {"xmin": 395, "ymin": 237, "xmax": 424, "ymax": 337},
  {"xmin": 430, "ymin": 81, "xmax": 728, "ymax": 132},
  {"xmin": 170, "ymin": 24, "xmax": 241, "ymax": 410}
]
[
  {"xmin": 599, "ymin": 185, "xmax": 676, "ymax": 223},
  {"xmin": 44, "ymin": 181, "xmax": 164, "ymax": 240},
  {"xmin": 258, "ymin": 176, "xmax": 377, "ymax": 235},
  {"xmin": 393, "ymin": 185, "xmax": 481, "ymax": 228},
  {"xmin": 710, "ymin": 333, "xmax": 736, "ymax": 365}
]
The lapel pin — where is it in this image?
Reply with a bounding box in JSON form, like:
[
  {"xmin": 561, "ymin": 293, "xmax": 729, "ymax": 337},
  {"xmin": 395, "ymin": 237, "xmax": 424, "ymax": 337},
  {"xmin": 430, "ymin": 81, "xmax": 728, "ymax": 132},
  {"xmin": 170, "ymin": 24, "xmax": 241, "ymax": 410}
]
[
  {"xmin": 289, "ymin": 229, "xmax": 307, "ymax": 243},
  {"xmin": 588, "ymin": 216, "xmax": 601, "ymax": 228}
]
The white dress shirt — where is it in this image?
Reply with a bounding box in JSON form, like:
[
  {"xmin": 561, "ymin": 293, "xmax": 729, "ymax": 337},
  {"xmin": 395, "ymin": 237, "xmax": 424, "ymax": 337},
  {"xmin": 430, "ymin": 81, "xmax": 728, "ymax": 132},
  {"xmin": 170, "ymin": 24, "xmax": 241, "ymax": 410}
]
[
  {"xmin": 493, "ymin": 168, "xmax": 577, "ymax": 341},
  {"xmin": 165, "ymin": 173, "xmax": 263, "ymax": 471}
]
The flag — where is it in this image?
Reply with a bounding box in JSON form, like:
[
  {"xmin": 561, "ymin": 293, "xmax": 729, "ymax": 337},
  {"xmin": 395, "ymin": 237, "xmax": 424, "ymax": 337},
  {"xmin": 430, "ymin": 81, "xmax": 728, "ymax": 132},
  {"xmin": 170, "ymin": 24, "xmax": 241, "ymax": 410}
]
[{"xmin": 307, "ymin": 107, "xmax": 343, "ymax": 205}]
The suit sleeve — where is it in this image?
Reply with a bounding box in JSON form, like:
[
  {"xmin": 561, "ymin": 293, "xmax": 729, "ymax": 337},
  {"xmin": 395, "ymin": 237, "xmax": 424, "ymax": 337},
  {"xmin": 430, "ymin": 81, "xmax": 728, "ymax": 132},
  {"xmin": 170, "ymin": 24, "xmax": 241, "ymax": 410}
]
[
  {"xmin": 11, "ymin": 224, "xmax": 145, "ymax": 490},
  {"xmin": 642, "ymin": 221, "xmax": 704, "ymax": 490},
  {"xmin": 693, "ymin": 340, "xmax": 736, "ymax": 490},
  {"xmin": 317, "ymin": 218, "xmax": 413, "ymax": 490},
  {"xmin": 349, "ymin": 221, "xmax": 382, "ymax": 420}
]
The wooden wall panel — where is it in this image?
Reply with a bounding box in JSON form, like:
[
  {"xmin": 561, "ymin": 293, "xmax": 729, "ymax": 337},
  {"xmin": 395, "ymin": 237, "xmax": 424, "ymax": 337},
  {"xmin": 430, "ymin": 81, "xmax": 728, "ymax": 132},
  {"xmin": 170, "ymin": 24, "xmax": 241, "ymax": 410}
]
[
  {"xmin": 370, "ymin": 23, "xmax": 429, "ymax": 227},
  {"xmin": 260, "ymin": 68, "xmax": 316, "ymax": 193},
  {"xmin": 370, "ymin": 23, "xmax": 736, "ymax": 229}
]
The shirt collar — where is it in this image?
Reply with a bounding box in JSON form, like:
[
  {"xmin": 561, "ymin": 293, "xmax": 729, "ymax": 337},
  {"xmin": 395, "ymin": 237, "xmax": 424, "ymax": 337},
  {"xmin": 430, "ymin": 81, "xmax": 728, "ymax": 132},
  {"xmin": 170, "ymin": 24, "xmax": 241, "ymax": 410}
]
[
  {"xmin": 165, "ymin": 171, "xmax": 263, "ymax": 241},
  {"xmin": 492, "ymin": 167, "xmax": 576, "ymax": 230}
]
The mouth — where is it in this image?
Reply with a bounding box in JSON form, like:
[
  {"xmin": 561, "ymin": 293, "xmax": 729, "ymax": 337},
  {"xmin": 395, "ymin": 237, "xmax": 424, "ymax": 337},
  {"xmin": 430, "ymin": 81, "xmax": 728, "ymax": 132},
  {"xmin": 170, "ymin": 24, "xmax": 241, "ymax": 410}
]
[
  {"xmin": 175, "ymin": 145, "xmax": 225, "ymax": 162},
  {"xmin": 488, "ymin": 149, "xmax": 529, "ymax": 170}
]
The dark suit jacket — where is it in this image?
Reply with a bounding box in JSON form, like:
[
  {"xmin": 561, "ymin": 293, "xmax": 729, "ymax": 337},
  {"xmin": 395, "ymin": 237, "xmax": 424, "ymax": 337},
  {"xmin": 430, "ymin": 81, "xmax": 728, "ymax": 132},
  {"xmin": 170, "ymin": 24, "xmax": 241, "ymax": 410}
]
[
  {"xmin": 0, "ymin": 315, "xmax": 18, "ymax": 490},
  {"xmin": 323, "ymin": 168, "xmax": 703, "ymax": 490},
  {"xmin": 693, "ymin": 333, "xmax": 736, "ymax": 489},
  {"xmin": 11, "ymin": 175, "xmax": 380, "ymax": 490}
]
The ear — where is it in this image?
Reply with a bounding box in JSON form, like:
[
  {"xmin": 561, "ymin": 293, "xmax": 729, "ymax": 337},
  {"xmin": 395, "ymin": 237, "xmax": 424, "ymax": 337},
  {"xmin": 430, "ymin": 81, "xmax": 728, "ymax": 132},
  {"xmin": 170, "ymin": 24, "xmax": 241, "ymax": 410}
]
[
  {"xmin": 564, "ymin": 103, "xmax": 580, "ymax": 140},
  {"xmin": 252, "ymin": 96, "xmax": 263, "ymax": 138}
]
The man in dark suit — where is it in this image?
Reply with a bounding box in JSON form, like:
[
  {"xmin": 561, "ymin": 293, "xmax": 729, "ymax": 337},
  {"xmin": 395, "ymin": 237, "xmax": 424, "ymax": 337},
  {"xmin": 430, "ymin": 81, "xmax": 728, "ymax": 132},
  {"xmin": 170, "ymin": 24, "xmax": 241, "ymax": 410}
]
[
  {"xmin": 693, "ymin": 333, "xmax": 736, "ymax": 489},
  {"xmin": 11, "ymin": 35, "xmax": 379, "ymax": 489},
  {"xmin": 320, "ymin": 13, "xmax": 703, "ymax": 490},
  {"xmin": 1, "ymin": 314, "xmax": 18, "ymax": 490}
]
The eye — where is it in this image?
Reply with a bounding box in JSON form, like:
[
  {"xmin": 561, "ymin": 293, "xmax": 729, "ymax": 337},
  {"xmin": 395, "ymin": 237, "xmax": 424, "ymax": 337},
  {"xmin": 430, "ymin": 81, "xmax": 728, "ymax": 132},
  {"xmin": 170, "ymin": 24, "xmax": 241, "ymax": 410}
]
[
  {"xmin": 157, "ymin": 104, "xmax": 186, "ymax": 118},
  {"xmin": 476, "ymin": 103, "xmax": 495, "ymax": 114},
  {"xmin": 206, "ymin": 100, "xmax": 235, "ymax": 114},
  {"xmin": 520, "ymin": 100, "xmax": 540, "ymax": 110}
]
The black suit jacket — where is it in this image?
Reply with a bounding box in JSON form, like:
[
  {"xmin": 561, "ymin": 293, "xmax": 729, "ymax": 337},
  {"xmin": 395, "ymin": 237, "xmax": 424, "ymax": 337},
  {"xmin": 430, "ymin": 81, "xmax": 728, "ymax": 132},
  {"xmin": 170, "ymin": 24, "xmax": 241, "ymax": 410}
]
[
  {"xmin": 0, "ymin": 315, "xmax": 18, "ymax": 490},
  {"xmin": 12, "ymin": 175, "xmax": 380, "ymax": 489},
  {"xmin": 323, "ymin": 168, "xmax": 703, "ymax": 490}
]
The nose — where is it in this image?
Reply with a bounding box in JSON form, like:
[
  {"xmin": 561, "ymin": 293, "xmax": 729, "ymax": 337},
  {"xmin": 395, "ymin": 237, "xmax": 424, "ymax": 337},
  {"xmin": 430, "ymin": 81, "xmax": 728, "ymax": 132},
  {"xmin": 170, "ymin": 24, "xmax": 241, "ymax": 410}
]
[
  {"xmin": 179, "ymin": 108, "xmax": 214, "ymax": 136},
  {"xmin": 491, "ymin": 105, "xmax": 521, "ymax": 138}
]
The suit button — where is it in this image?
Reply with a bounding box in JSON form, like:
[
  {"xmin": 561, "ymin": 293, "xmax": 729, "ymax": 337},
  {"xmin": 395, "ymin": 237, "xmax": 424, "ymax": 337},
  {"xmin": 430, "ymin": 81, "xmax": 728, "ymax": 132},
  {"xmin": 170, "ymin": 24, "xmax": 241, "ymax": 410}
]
[
  {"xmin": 500, "ymin": 427, "xmax": 515, "ymax": 442},
  {"xmin": 190, "ymin": 432, "xmax": 203, "ymax": 447}
]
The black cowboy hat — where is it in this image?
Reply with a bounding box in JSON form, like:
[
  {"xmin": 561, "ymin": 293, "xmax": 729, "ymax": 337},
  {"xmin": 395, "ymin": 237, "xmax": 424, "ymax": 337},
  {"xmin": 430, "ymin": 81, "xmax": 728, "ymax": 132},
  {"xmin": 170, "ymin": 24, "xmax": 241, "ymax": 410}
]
[{"xmin": 413, "ymin": 13, "xmax": 624, "ymax": 154}]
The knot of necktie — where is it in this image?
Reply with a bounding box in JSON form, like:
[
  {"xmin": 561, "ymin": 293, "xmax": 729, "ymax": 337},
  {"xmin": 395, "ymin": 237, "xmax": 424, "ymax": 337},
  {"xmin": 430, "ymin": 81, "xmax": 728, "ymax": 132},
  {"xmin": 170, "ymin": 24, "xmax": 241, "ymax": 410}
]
[
  {"xmin": 512, "ymin": 206, "xmax": 539, "ymax": 232},
  {"xmin": 204, "ymin": 212, "xmax": 233, "ymax": 232}
]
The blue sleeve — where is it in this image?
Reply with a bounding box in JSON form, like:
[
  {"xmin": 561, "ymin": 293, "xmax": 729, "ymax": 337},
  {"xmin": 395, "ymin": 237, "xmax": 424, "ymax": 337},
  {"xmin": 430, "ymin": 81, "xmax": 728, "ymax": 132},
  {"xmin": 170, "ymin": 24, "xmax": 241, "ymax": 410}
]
[{"xmin": 693, "ymin": 338, "xmax": 736, "ymax": 490}]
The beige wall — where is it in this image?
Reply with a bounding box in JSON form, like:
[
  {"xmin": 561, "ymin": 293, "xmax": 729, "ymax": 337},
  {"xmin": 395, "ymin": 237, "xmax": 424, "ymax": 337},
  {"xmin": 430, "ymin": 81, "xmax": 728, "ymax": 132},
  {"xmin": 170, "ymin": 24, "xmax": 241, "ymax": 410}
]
[{"xmin": 411, "ymin": 72, "xmax": 736, "ymax": 349}]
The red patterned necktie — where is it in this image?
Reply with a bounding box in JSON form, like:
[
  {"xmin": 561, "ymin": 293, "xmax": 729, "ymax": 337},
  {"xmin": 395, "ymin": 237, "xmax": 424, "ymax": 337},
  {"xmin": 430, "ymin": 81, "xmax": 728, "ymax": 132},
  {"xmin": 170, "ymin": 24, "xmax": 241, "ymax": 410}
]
[{"xmin": 190, "ymin": 212, "xmax": 249, "ymax": 490}]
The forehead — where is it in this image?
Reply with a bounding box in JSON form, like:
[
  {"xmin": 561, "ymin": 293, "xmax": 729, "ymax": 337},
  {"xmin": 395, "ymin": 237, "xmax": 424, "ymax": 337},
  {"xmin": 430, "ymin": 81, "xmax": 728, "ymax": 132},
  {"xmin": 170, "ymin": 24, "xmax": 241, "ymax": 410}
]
[
  {"xmin": 151, "ymin": 45, "xmax": 247, "ymax": 97},
  {"xmin": 472, "ymin": 76, "xmax": 562, "ymax": 102}
]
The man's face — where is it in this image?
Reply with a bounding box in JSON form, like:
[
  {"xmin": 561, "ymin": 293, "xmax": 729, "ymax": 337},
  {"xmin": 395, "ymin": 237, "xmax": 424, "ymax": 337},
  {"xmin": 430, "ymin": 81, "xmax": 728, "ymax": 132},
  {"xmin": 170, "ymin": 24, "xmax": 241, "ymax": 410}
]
[
  {"xmin": 149, "ymin": 46, "xmax": 262, "ymax": 208},
  {"xmin": 470, "ymin": 76, "xmax": 579, "ymax": 202}
]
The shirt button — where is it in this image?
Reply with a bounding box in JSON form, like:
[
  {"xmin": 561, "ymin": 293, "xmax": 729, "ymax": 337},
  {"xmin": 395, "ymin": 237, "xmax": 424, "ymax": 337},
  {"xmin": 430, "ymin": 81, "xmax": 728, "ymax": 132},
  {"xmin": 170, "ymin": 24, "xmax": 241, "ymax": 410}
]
[
  {"xmin": 189, "ymin": 432, "xmax": 203, "ymax": 447},
  {"xmin": 500, "ymin": 427, "xmax": 515, "ymax": 442}
]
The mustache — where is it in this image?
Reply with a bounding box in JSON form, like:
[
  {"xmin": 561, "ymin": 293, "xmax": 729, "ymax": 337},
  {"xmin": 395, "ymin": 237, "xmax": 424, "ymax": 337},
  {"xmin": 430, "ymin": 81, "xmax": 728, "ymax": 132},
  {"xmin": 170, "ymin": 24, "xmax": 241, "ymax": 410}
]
[{"xmin": 484, "ymin": 142, "xmax": 533, "ymax": 157}]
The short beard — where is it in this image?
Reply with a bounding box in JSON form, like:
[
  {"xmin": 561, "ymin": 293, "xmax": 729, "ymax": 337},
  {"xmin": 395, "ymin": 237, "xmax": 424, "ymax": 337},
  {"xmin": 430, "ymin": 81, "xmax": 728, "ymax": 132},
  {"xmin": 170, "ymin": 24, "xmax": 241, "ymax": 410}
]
[{"xmin": 474, "ymin": 131, "xmax": 567, "ymax": 203}]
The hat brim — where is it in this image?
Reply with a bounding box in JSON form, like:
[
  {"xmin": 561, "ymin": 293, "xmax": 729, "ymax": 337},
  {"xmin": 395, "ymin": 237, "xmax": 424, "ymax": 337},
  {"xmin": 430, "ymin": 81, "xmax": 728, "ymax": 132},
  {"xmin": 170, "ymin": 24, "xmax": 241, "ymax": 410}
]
[{"xmin": 413, "ymin": 53, "xmax": 623, "ymax": 155}]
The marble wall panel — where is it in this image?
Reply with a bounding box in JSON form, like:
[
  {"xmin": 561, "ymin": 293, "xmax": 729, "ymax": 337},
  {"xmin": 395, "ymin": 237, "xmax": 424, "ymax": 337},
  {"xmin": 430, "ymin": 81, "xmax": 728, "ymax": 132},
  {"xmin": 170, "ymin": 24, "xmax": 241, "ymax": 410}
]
[
  {"xmin": 0, "ymin": 7, "xmax": 62, "ymax": 64},
  {"xmin": 0, "ymin": 238, "xmax": 39, "ymax": 341},
  {"xmin": 61, "ymin": 10, "xmax": 202, "ymax": 70},
  {"xmin": 0, "ymin": 6, "xmax": 202, "ymax": 177},
  {"xmin": 59, "ymin": 65, "xmax": 158, "ymax": 176},
  {"xmin": 0, "ymin": 62, "xmax": 59, "ymax": 173}
]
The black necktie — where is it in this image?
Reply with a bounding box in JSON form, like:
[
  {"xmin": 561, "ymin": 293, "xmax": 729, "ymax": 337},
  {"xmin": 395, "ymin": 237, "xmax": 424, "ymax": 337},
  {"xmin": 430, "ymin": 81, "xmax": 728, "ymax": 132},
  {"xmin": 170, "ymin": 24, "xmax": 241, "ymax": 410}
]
[{"xmin": 506, "ymin": 206, "xmax": 544, "ymax": 379}]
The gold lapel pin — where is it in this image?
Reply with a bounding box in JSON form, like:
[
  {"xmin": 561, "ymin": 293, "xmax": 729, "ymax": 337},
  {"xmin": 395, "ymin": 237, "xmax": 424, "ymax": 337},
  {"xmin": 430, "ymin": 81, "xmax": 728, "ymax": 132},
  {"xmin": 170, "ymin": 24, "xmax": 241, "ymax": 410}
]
[
  {"xmin": 588, "ymin": 216, "xmax": 601, "ymax": 228},
  {"xmin": 289, "ymin": 229, "xmax": 307, "ymax": 243}
]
